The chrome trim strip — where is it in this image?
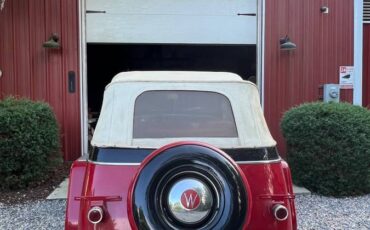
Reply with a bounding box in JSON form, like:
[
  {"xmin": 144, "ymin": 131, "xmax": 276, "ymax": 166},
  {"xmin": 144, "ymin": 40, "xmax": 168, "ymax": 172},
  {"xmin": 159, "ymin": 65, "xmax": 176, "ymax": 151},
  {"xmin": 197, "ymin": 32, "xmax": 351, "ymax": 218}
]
[
  {"xmin": 236, "ymin": 158, "xmax": 281, "ymax": 165},
  {"xmin": 87, "ymin": 158, "xmax": 281, "ymax": 166},
  {"xmin": 88, "ymin": 160, "xmax": 141, "ymax": 166}
]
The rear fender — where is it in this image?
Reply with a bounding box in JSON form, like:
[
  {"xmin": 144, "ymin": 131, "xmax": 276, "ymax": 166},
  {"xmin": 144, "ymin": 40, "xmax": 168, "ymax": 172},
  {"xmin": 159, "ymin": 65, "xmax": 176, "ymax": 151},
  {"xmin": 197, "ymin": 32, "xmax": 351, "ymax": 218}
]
[
  {"xmin": 239, "ymin": 160, "xmax": 297, "ymax": 230},
  {"xmin": 281, "ymin": 160, "xmax": 297, "ymax": 230},
  {"xmin": 65, "ymin": 159, "xmax": 88, "ymax": 230}
]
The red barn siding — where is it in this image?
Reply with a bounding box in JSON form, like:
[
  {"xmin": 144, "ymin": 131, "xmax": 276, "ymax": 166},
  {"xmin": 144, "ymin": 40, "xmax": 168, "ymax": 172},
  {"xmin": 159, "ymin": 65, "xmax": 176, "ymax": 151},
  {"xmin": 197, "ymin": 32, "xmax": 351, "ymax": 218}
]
[
  {"xmin": 0, "ymin": 0, "xmax": 81, "ymax": 161},
  {"xmin": 364, "ymin": 25, "xmax": 370, "ymax": 108},
  {"xmin": 264, "ymin": 0, "xmax": 354, "ymax": 157}
]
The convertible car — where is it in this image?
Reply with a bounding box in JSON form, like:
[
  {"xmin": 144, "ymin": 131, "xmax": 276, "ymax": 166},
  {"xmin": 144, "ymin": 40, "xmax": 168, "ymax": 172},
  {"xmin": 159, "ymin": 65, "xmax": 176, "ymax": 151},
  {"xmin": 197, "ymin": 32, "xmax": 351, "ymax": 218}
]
[{"xmin": 65, "ymin": 71, "xmax": 297, "ymax": 230}]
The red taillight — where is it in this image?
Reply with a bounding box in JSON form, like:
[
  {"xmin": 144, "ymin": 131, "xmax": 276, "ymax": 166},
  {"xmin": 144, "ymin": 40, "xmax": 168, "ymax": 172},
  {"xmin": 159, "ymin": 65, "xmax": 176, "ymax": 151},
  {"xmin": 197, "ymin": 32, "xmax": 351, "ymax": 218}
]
[
  {"xmin": 88, "ymin": 206, "xmax": 104, "ymax": 224},
  {"xmin": 273, "ymin": 204, "xmax": 289, "ymax": 221}
]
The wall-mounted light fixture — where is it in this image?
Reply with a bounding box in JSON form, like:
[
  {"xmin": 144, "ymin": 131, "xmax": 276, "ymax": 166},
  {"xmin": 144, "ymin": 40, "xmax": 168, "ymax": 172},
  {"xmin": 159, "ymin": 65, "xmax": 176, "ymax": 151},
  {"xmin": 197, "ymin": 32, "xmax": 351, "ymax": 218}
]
[
  {"xmin": 320, "ymin": 6, "xmax": 329, "ymax": 14},
  {"xmin": 280, "ymin": 35, "xmax": 296, "ymax": 50},
  {"xmin": 0, "ymin": 0, "xmax": 5, "ymax": 11},
  {"xmin": 43, "ymin": 33, "xmax": 61, "ymax": 49}
]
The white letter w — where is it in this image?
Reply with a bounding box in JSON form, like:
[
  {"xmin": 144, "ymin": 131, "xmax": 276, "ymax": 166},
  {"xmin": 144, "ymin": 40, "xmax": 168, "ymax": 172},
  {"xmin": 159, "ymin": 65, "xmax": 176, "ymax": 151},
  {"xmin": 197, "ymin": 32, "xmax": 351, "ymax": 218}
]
[{"xmin": 183, "ymin": 193, "xmax": 198, "ymax": 209}]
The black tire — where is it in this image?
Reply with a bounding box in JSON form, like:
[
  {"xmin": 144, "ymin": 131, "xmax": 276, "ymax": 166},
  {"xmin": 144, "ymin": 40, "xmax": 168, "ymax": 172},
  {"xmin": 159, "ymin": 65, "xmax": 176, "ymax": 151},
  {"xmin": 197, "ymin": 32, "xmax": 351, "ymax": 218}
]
[{"xmin": 130, "ymin": 143, "xmax": 248, "ymax": 230}]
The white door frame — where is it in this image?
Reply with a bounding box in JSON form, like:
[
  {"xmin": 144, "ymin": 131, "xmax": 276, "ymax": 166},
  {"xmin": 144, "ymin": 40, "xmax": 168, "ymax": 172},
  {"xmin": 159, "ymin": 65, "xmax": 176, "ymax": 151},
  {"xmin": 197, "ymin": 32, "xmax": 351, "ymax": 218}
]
[
  {"xmin": 79, "ymin": 0, "xmax": 88, "ymax": 155},
  {"xmin": 257, "ymin": 0, "xmax": 265, "ymax": 109},
  {"xmin": 78, "ymin": 0, "xmax": 266, "ymax": 155},
  {"xmin": 353, "ymin": 0, "xmax": 363, "ymax": 105}
]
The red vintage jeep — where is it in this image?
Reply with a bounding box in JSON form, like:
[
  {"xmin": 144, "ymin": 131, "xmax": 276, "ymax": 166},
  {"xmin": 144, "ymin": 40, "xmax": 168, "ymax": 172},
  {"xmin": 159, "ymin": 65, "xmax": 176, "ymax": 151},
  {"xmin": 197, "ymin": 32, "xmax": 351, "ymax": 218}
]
[{"xmin": 65, "ymin": 71, "xmax": 297, "ymax": 230}]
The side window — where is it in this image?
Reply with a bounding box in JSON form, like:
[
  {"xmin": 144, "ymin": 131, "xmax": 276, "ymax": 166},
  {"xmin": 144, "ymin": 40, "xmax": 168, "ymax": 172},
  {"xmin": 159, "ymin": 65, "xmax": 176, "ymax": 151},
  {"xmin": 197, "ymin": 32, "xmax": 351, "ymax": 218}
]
[{"xmin": 133, "ymin": 90, "xmax": 238, "ymax": 138}]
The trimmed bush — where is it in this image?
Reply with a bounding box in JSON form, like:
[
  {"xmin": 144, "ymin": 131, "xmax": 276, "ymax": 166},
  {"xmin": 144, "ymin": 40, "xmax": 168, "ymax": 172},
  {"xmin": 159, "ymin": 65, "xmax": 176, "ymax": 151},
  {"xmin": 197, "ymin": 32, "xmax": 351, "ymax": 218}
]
[
  {"xmin": 0, "ymin": 97, "xmax": 61, "ymax": 190},
  {"xmin": 281, "ymin": 102, "xmax": 370, "ymax": 197}
]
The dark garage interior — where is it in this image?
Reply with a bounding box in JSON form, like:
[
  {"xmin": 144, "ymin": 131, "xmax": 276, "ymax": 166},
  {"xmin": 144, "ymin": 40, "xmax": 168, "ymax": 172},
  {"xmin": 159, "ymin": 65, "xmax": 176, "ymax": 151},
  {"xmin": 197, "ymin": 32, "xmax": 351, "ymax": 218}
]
[{"xmin": 87, "ymin": 44, "xmax": 257, "ymax": 112}]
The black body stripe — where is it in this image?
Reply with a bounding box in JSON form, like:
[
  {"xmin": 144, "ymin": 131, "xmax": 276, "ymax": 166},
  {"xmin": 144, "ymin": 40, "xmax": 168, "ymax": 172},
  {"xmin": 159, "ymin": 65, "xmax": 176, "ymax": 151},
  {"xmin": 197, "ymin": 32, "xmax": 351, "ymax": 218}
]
[{"xmin": 90, "ymin": 147, "xmax": 280, "ymax": 163}]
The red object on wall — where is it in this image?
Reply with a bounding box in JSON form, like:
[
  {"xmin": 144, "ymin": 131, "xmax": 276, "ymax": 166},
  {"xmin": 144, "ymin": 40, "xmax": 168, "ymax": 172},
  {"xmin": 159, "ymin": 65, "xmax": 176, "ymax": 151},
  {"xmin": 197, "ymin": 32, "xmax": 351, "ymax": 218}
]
[
  {"xmin": 0, "ymin": 0, "xmax": 81, "ymax": 161},
  {"xmin": 264, "ymin": 0, "xmax": 354, "ymax": 157},
  {"xmin": 363, "ymin": 25, "xmax": 370, "ymax": 108}
]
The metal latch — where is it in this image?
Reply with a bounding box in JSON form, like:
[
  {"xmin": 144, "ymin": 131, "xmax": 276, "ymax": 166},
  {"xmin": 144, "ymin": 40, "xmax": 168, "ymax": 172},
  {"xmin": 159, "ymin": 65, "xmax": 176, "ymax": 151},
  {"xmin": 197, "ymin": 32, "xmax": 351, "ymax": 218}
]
[
  {"xmin": 237, "ymin": 13, "xmax": 256, "ymax": 16},
  {"xmin": 86, "ymin": 10, "xmax": 106, "ymax": 14}
]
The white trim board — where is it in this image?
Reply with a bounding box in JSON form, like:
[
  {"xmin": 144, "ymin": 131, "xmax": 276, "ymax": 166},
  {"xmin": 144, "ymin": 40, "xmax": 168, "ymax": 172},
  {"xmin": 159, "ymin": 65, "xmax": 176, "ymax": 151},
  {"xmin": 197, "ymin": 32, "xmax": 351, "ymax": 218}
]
[
  {"xmin": 86, "ymin": 0, "xmax": 257, "ymax": 44},
  {"xmin": 257, "ymin": 0, "xmax": 265, "ymax": 109},
  {"xmin": 79, "ymin": 0, "xmax": 89, "ymax": 155},
  {"xmin": 353, "ymin": 0, "xmax": 363, "ymax": 105}
]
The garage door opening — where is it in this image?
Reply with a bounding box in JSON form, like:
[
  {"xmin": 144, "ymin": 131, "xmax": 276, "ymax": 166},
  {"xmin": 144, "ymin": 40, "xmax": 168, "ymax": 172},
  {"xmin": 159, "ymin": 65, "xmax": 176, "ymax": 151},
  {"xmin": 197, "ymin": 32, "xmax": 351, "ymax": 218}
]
[
  {"xmin": 84, "ymin": 0, "xmax": 259, "ymax": 152},
  {"xmin": 87, "ymin": 44, "xmax": 256, "ymax": 113},
  {"xmin": 86, "ymin": 44, "xmax": 257, "ymax": 146}
]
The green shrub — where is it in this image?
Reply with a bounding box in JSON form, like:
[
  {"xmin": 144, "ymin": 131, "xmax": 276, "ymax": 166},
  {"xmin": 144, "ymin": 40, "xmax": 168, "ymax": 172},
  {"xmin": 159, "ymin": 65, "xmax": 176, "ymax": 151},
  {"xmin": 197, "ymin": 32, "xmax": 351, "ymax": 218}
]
[
  {"xmin": 0, "ymin": 97, "xmax": 61, "ymax": 190},
  {"xmin": 281, "ymin": 102, "xmax": 370, "ymax": 197}
]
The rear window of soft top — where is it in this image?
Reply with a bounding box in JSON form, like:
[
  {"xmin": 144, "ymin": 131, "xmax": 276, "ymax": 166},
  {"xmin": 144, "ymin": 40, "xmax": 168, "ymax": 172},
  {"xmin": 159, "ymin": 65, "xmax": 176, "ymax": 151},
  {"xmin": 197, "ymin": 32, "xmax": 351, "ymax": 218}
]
[{"xmin": 133, "ymin": 90, "xmax": 238, "ymax": 138}]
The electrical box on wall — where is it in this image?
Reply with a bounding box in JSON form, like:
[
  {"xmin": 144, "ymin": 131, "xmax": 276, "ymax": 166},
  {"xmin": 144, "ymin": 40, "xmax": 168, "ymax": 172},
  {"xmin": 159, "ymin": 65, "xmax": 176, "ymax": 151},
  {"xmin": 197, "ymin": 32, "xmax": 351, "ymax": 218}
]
[{"xmin": 322, "ymin": 84, "xmax": 340, "ymax": 103}]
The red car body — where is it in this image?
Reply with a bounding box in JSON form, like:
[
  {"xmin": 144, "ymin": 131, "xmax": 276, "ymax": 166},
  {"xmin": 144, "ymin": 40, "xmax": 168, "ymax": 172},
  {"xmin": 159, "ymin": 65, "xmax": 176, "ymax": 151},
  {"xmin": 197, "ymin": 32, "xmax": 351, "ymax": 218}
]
[{"xmin": 65, "ymin": 72, "xmax": 297, "ymax": 230}]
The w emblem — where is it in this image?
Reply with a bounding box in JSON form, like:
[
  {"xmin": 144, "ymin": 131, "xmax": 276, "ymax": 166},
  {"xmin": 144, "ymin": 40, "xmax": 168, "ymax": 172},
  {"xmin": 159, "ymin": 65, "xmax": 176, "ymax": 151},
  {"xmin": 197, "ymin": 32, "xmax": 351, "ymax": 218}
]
[{"xmin": 181, "ymin": 189, "xmax": 201, "ymax": 210}]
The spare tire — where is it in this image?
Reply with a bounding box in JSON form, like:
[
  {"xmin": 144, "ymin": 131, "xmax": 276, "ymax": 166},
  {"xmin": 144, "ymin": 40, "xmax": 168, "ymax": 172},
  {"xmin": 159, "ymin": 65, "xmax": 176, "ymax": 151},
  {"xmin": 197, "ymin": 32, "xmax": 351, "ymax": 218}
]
[{"xmin": 128, "ymin": 142, "xmax": 250, "ymax": 230}]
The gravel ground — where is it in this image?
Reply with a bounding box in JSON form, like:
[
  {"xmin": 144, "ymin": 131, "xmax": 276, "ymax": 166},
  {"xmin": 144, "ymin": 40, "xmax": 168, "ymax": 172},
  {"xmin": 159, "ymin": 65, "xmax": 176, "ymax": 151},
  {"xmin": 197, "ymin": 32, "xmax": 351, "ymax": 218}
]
[
  {"xmin": 0, "ymin": 200, "xmax": 66, "ymax": 230},
  {"xmin": 295, "ymin": 194, "xmax": 370, "ymax": 230},
  {"xmin": 0, "ymin": 194, "xmax": 369, "ymax": 229}
]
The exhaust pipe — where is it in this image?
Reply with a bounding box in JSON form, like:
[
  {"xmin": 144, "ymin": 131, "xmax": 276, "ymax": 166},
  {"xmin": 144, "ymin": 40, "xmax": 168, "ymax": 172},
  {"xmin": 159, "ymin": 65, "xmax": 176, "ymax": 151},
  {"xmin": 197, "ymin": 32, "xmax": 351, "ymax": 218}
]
[
  {"xmin": 87, "ymin": 206, "xmax": 104, "ymax": 224},
  {"xmin": 272, "ymin": 204, "xmax": 289, "ymax": 221}
]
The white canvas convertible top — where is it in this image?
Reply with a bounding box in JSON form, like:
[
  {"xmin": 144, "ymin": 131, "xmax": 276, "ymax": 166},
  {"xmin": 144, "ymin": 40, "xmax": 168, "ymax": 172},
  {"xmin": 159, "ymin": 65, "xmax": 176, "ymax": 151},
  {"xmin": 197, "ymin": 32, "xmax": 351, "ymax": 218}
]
[
  {"xmin": 110, "ymin": 71, "xmax": 244, "ymax": 83},
  {"xmin": 92, "ymin": 71, "xmax": 276, "ymax": 149}
]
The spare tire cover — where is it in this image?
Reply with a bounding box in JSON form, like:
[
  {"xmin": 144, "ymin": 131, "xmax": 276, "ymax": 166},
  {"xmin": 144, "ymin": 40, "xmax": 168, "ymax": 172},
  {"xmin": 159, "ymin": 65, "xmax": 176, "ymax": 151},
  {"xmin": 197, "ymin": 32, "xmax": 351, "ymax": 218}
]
[{"xmin": 128, "ymin": 142, "xmax": 250, "ymax": 230}]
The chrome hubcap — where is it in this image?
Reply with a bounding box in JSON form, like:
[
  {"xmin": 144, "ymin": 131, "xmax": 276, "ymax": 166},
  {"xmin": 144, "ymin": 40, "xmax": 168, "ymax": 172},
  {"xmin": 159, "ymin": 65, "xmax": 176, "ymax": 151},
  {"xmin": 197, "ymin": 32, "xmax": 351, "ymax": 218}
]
[{"xmin": 167, "ymin": 178, "xmax": 213, "ymax": 224}]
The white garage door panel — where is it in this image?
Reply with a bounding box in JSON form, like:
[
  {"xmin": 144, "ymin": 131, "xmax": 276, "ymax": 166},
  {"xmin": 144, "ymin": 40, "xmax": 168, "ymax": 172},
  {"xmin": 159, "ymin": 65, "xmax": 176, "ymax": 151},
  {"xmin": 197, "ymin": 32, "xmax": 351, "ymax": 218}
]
[
  {"xmin": 87, "ymin": 14, "xmax": 256, "ymax": 44},
  {"xmin": 86, "ymin": 0, "xmax": 257, "ymax": 44},
  {"xmin": 87, "ymin": 0, "xmax": 256, "ymax": 15}
]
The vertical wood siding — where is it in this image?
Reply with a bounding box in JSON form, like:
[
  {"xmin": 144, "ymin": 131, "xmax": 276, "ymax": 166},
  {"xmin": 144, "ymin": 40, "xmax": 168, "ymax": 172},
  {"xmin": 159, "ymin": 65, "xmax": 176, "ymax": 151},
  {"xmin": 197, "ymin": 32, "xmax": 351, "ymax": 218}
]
[
  {"xmin": 364, "ymin": 25, "xmax": 370, "ymax": 108},
  {"xmin": 0, "ymin": 0, "xmax": 81, "ymax": 161},
  {"xmin": 264, "ymin": 0, "xmax": 354, "ymax": 157}
]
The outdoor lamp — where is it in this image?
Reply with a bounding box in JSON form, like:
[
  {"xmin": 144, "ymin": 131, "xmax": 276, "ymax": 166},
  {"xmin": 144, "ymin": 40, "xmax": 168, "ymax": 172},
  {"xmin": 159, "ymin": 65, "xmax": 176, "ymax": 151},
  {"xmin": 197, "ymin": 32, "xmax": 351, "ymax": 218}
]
[
  {"xmin": 280, "ymin": 35, "xmax": 296, "ymax": 50},
  {"xmin": 43, "ymin": 33, "xmax": 61, "ymax": 49}
]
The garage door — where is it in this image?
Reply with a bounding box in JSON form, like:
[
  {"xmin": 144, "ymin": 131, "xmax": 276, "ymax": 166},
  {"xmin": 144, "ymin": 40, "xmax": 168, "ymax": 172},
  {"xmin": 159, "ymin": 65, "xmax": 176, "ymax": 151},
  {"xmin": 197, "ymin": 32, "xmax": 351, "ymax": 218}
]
[{"xmin": 86, "ymin": 0, "xmax": 257, "ymax": 44}]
